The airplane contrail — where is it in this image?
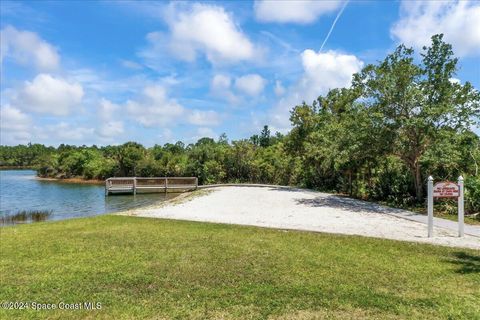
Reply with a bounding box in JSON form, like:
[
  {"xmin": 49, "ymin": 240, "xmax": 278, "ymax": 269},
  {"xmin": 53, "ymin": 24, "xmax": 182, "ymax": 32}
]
[{"xmin": 319, "ymin": 0, "xmax": 350, "ymax": 52}]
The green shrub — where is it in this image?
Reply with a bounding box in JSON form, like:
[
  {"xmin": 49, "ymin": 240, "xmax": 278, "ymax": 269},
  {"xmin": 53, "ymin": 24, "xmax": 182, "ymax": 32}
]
[{"xmin": 464, "ymin": 175, "xmax": 480, "ymax": 215}]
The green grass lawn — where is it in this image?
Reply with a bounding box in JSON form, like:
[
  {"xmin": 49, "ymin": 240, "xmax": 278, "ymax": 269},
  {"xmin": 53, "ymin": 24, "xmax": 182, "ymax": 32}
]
[
  {"xmin": 376, "ymin": 200, "xmax": 480, "ymax": 225},
  {"xmin": 0, "ymin": 216, "xmax": 479, "ymax": 319},
  {"xmin": 434, "ymin": 212, "xmax": 480, "ymax": 225}
]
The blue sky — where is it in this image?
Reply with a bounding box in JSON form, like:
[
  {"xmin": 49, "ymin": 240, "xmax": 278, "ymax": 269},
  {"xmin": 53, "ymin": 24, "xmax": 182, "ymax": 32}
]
[{"xmin": 1, "ymin": 0, "xmax": 479, "ymax": 146}]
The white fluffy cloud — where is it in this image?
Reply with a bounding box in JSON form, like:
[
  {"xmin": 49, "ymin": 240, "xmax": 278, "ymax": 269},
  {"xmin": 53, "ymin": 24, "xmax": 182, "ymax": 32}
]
[
  {"xmin": 98, "ymin": 121, "xmax": 124, "ymax": 138},
  {"xmin": 270, "ymin": 49, "xmax": 363, "ymax": 130},
  {"xmin": 126, "ymin": 85, "xmax": 185, "ymax": 127},
  {"xmin": 100, "ymin": 87, "xmax": 222, "ymax": 132},
  {"xmin": 95, "ymin": 99, "xmax": 125, "ymax": 140},
  {"xmin": 195, "ymin": 127, "xmax": 216, "ymax": 139},
  {"xmin": 98, "ymin": 98, "xmax": 120, "ymax": 120},
  {"xmin": 298, "ymin": 49, "xmax": 363, "ymax": 101},
  {"xmin": 187, "ymin": 109, "xmax": 221, "ymax": 126},
  {"xmin": 391, "ymin": 0, "xmax": 480, "ymax": 57},
  {"xmin": 210, "ymin": 74, "xmax": 239, "ymax": 104},
  {"xmin": 158, "ymin": 128, "xmax": 174, "ymax": 142},
  {"xmin": 0, "ymin": 105, "xmax": 31, "ymax": 132},
  {"xmin": 39, "ymin": 122, "xmax": 95, "ymax": 142},
  {"xmin": 12, "ymin": 74, "xmax": 84, "ymax": 116},
  {"xmin": 0, "ymin": 106, "xmax": 32, "ymax": 144},
  {"xmin": 254, "ymin": 0, "xmax": 344, "ymax": 24},
  {"xmin": 211, "ymin": 74, "xmax": 231, "ymax": 90},
  {"xmin": 0, "ymin": 109, "xmax": 95, "ymax": 145},
  {"xmin": 234, "ymin": 74, "xmax": 266, "ymax": 96},
  {"xmin": 154, "ymin": 3, "xmax": 255, "ymax": 64},
  {"xmin": 0, "ymin": 25, "xmax": 60, "ymax": 70},
  {"xmin": 211, "ymin": 73, "xmax": 267, "ymax": 103}
]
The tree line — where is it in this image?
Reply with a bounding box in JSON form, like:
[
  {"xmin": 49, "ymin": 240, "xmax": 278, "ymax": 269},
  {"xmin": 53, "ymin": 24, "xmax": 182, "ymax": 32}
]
[{"xmin": 1, "ymin": 35, "xmax": 479, "ymax": 214}]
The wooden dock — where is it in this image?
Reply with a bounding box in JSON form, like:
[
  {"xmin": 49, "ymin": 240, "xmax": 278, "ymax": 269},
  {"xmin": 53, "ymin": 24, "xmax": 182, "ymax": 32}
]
[{"xmin": 105, "ymin": 177, "xmax": 198, "ymax": 195}]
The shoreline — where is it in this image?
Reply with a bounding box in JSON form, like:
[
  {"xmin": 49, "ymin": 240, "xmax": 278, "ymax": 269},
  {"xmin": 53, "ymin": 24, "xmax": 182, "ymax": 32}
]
[{"xmin": 36, "ymin": 176, "xmax": 105, "ymax": 185}]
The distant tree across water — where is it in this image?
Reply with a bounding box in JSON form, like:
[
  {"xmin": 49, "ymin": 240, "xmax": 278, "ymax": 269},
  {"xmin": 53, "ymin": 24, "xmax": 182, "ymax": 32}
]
[{"xmin": 1, "ymin": 35, "xmax": 479, "ymax": 214}]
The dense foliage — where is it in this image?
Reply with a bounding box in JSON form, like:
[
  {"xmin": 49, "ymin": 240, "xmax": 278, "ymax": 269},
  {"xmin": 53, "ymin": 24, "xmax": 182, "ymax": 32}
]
[
  {"xmin": 1, "ymin": 35, "xmax": 479, "ymax": 214},
  {"xmin": 0, "ymin": 144, "xmax": 55, "ymax": 168}
]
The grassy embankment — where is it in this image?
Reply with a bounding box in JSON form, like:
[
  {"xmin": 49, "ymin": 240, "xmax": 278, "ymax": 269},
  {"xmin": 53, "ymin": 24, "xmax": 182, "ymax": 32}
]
[
  {"xmin": 392, "ymin": 202, "xmax": 480, "ymax": 225},
  {"xmin": 432, "ymin": 212, "xmax": 480, "ymax": 225},
  {"xmin": 35, "ymin": 176, "xmax": 105, "ymax": 185},
  {"xmin": 0, "ymin": 215, "xmax": 479, "ymax": 319}
]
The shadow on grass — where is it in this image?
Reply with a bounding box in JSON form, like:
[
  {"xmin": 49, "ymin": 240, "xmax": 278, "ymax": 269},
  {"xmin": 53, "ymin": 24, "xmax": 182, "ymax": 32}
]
[{"xmin": 448, "ymin": 252, "xmax": 480, "ymax": 274}]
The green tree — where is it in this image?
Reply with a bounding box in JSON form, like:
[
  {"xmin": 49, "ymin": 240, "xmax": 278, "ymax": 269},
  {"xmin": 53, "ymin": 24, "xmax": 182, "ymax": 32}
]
[
  {"xmin": 115, "ymin": 142, "xmax": 146, "ymax": 176},
  {"xmin": 259, "ymin": 125, "xmax": 271, "ymax": 147},
  {"xmin": 354, "ymin": 34, "xmax": 480, "ymax": 201}
]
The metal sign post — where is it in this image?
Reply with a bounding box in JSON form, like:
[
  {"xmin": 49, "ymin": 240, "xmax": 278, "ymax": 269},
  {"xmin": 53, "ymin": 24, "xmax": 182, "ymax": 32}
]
[
  {"xmin": 458, "ymin": 176, "xmax": 464, "ymax": 237},
  {"xmin": 427, "ymin": 176, "xmax": 464, "ymax": 238},
  {"xmin": 427, "ymin": 176, "xmax": 433, "ymax": 238}
]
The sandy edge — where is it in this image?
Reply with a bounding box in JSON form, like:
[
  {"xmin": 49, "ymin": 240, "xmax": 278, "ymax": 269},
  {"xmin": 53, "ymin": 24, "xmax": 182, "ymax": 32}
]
[
  {"xmin": 36, "ymin": 177, "xmax": 105, "ymax": 185},
  {"xmin": 126, "ymin": 186, "xmax": 480, "ymax": 250}
]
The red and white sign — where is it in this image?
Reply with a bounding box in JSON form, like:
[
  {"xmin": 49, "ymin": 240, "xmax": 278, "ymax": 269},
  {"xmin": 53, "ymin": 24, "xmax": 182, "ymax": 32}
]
[{"xmin": 433, "ymin": 181, "xmax": 460, "ymax": 198}]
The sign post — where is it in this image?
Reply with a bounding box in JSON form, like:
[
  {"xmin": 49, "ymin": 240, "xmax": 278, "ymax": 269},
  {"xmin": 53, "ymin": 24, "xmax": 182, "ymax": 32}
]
[
  {"xmin": 427, "ymin": 176, "xmax": 464, "ymax": 238},
  {"xmin": 458, "ymin": 176, "xmax": 464, "ymax": 237},
  {"xmin": 427, "ymin": 176, "xmax": 433, "ymax": 238}
]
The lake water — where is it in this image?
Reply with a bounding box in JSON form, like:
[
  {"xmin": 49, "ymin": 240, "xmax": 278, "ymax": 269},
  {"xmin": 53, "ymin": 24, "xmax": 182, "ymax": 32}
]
[{"xmin": 0, "ymin": 170, "xmax": 174, "ymax": 223}]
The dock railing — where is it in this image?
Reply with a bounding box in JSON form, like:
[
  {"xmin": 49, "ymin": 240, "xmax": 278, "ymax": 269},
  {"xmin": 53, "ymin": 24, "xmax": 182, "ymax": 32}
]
[{"xmin": 105, "ymin": 177, "xmax": 198, "ymax": 195}]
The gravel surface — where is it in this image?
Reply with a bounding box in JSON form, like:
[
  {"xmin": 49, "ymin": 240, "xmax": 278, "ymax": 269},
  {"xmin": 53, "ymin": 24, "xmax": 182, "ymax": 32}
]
[{"xmin": 129, "ymin": 186, "xmax": 480, "ymax": 249}]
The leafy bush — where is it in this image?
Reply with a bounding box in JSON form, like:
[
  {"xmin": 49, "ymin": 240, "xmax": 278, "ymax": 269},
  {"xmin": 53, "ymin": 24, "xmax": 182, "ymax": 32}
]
[
  {"xmin": 465, "ymin": 175, "xmax": 480, "ymax": 215},
  {"xmin": 83, "ymin": 157, "xmax": 117, "ymax": 180}
]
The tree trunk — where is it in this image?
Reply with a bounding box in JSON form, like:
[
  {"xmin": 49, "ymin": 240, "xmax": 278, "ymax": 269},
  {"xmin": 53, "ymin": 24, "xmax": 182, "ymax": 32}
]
[
  {"xmin": 367, "ymin": 165, "xmax": 372, "ymax": 190},
  {"xmin": 413, "ymin": 161, "xmax": 423, "ymax": 201},
  {"xmin": 348, "ymin": 170, "xmax": 352, "ymax": 196}
]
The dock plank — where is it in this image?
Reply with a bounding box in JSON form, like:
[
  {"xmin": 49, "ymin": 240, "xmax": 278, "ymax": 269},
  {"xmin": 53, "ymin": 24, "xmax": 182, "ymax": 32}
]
[{"xmin": 105, "ymin": 177, "xmax": 197, "ymax": 195}]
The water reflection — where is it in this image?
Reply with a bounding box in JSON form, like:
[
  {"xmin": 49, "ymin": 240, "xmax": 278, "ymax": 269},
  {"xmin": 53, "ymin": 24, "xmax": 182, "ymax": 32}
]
[{"xmin": 0, "ymin": 170, "xmax": 176, "ymax": 224}]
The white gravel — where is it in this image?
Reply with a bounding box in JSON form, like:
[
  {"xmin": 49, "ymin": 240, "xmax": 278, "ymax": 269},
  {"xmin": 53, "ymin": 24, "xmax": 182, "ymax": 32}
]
[{"xmin": 130, "ymin": 186, "xmax": 480, "ymax": 249}]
